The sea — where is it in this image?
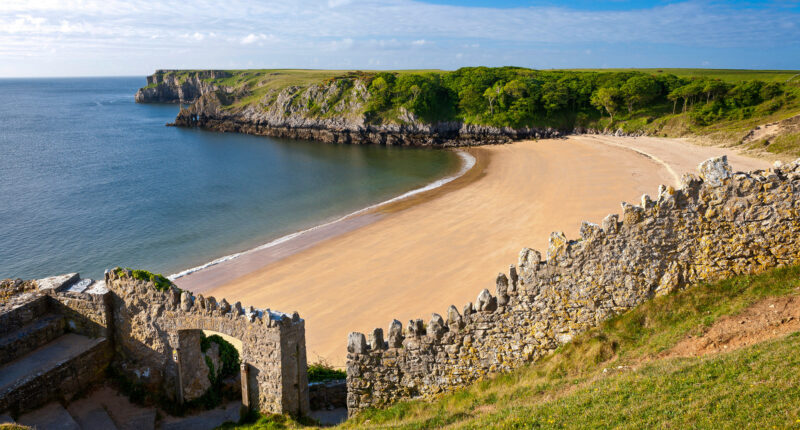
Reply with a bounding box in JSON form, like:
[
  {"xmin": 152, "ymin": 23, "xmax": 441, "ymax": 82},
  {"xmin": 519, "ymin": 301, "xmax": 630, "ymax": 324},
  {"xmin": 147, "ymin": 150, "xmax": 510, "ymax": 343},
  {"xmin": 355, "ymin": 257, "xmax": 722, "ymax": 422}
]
[{"xmin": 0, "ymin": 77, "xmax": 462, "ymax": 280}]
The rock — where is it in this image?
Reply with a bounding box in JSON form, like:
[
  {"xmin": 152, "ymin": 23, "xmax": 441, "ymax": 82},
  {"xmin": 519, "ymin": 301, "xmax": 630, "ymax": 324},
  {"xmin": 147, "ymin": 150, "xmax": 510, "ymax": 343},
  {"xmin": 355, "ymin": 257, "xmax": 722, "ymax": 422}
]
[
  {"xmin": 508, "ymin": 265, "xmax": 518, "ymax": 292},
  {"xmin": 368, "ymin": 328, "xmax": 385, "ymax": 351},
  {"xmin": 518, "ymin": 248, "xmax": 541, "ymax": 270},
  {"xmin": 387, "ymin": 320, "xmax": 404, "ymax": 348},
  {"xmin": 218, "ymin": 298, "xmax": 231, "ymax": 314},
  {"xmin": 347, "ymin": 332, "xmax": 368, "ymax": 354},
  {"xmin": 698, "ymin": 155, "xmax": 732, "ymax": 187},
  {"xmin": 496, "ymin": 273, "xmax": 509, "ymax": 306},
  {"xmin": 547, "ymin": 231, "xmax": 568, "ymax": 261},
  {"xmin": 621, "ymin": 202, "xmax": 644, "ymax": 225},
  {"xmin": 476, "ymin": 289, "xmax": 497, "ymax": 312},
  {"xmin": 580, "ymin": 221, "xmax": 602, "ymax": 241},
  {"xmin": 602, "ymin": 214, "xmax": 619, "ymax": 234},
  {"xmin": 180, "ymin": 291, "xmax": 193, "ymax": 311},
  {"xmin": 462, "ymin": 302, "xmax": 474, "ymax": 316},
  {"xmin": 446, "ymin": 305, "xmax": 463, "ymax": 329},
  {"xmin": 428, "ymin": 314, "xmax": 445, "ymax": 340}
]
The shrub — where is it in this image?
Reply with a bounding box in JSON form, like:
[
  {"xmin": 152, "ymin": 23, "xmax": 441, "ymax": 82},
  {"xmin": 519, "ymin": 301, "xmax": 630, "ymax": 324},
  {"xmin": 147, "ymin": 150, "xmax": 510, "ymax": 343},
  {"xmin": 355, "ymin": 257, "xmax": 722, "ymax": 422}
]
[
  {"xmin": 114, "ymin": 267, "xmax": 175, "ymax": 291},
  {"xmin": 308, "ymin": 360, "xmax": 346, "ymax": 382}
]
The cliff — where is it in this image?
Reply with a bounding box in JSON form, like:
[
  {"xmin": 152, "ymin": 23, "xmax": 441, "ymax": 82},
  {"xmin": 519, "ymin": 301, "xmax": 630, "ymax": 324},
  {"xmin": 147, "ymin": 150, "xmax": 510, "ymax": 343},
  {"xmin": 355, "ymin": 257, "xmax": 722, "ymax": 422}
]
[
  {"xmin": 136, "ymin": 69, "xmax": 564, "ymax": 146},
  {"xmin": 135, "ymin": 68, "xmax": 800, "ymax": 152},
  {"xmin": 134, "ymin": 70, "xmax": 231, "ymax": 103}
]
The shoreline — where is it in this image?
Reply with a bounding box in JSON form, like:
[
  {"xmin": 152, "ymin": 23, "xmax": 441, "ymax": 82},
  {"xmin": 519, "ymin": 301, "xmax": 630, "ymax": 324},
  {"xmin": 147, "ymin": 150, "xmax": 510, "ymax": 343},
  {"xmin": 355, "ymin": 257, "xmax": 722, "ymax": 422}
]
[
  {"xmin": 172, "ymin": 149, "xmax": 479, "ymax": 290},
  {"xmin": 196, "ymin": 135, "xmax": 771, "ymax": 365}
]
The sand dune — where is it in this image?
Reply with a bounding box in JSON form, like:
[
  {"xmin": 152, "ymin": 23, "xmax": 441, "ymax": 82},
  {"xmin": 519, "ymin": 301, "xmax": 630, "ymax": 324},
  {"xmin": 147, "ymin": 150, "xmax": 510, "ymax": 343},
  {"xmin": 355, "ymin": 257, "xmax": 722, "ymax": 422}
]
[{"xmin": 182, "ymin": 136, "xmax": 770, "ymax": 365}]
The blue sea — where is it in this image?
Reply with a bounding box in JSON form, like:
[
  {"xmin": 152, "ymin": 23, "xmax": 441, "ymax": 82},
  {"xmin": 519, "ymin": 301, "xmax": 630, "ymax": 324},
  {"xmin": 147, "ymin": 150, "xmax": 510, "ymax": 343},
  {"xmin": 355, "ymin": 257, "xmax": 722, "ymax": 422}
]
[{"xmin": 0, "ymin": 77, "xmax": 460, "ymax": 280}]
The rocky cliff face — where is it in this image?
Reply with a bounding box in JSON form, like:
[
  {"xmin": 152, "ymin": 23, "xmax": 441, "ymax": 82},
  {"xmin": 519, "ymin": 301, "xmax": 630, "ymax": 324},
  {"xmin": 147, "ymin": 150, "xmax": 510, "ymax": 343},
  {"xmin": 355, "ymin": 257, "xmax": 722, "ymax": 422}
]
[
  {"xmin": 134, "ymin": 70, "xmax": 231, "ymax": 103},
  {"xmin": 137, "ymin": 72, "xmax": 563, "ymax": 146}
]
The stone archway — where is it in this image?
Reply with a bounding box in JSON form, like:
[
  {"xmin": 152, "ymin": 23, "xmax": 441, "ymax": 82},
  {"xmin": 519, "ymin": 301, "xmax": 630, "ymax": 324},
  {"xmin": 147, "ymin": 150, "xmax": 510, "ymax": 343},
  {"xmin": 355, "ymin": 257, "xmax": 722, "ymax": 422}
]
[{"xmin": 105, "ymin": 270, "xmax": 309, "ymax": 415}]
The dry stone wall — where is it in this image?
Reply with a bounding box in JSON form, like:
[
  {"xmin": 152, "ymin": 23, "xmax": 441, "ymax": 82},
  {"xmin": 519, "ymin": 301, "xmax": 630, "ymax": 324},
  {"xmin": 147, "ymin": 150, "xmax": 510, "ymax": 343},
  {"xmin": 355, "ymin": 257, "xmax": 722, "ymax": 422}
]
[{"xmin": 346, "ymin": 156, "xmax": 800, "ymax": 415}]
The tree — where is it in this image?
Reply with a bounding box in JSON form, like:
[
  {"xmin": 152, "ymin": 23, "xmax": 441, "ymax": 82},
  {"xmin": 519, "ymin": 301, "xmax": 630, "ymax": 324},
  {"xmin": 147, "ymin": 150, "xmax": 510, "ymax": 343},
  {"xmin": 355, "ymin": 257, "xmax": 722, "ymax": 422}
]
[
  {"xmin": 541, "ymin": 81, "xmax": 569, "ymax": 115},
  {"xmin": 590, "ymin": 87, "xmax": 622, "ymax": 122},
  {"xmin": 702, "ymin": 80, "xmax": 729, "ymax": 103},
  {"xmin": 620, "ymin": 76, "xmax": 660, "ymax": 114},
  {"xmin": 483, "ymin": 82, "xmax": 503, "ymax": 116},
  {"xmin": 667, "ymin": 91, "xmax": 680, "ymax": 114}
]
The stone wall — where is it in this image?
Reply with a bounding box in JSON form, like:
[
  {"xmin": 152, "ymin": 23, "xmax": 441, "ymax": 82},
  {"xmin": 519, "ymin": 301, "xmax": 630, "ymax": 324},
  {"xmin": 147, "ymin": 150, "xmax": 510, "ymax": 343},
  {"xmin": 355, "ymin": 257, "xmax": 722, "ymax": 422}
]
[
  {"xmin": 309, "ymin": 380, "xmax": 347, "ymax": 411},
  {"xmin": 105, "ymin": 270, "xmax": 310, "ymax": 415},
  {"xmin": 346, "ymin": 156, "xmax": 800, "ymax": 415}
]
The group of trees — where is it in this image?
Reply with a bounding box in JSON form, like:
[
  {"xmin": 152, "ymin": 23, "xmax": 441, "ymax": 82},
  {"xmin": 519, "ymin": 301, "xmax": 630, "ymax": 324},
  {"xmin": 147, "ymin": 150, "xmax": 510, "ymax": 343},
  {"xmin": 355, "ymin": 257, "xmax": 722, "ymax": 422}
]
[{"xmin": 358, "ymin": 67, "xmax": 794, "ymax": 129}]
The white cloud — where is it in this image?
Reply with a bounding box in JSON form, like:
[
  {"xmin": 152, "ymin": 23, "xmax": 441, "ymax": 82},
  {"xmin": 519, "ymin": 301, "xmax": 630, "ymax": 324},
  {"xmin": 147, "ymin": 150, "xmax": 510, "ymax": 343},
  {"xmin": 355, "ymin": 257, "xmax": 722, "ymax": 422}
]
[
  {"xmin": 0, "ymin": 0, "xmax": 798, "ymax": 76},
  {"xmin": 240, "ymin": 33, "xmax": 275, "ymax": 45}
]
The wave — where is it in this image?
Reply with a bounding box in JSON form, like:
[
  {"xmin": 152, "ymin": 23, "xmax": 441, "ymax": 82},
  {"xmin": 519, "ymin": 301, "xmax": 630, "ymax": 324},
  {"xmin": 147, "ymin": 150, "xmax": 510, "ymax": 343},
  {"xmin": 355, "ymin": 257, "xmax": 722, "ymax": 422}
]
[{"xmin": 168, "ymin": 150, "xmax": 477, "ymax": 281}]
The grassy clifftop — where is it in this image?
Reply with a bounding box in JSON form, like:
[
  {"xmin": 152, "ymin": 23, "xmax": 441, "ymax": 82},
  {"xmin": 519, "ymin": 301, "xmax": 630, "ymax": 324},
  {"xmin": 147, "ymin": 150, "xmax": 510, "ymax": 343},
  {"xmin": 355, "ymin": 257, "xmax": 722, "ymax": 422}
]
[
  {"xmin": 221, "ymin": 264, "xmax": 800, "ymax": 429},
  {"xmin": 146, "ymin": 67, "xmax": 800, "ymax": 156}
]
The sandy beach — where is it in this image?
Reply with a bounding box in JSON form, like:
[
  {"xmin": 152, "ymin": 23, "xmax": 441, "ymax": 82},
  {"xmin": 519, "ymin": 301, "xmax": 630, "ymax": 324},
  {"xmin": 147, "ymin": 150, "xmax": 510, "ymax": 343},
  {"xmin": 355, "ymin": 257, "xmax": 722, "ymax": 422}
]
[{"xmin": 176, "ymin": 135, "xmax": 771, "ymax": 365}]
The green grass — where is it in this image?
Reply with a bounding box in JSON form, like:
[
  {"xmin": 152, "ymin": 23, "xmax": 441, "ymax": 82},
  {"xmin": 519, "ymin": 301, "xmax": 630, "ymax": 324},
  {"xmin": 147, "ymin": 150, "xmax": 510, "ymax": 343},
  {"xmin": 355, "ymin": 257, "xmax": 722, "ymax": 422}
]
[
  {"xmin": 765, "ymin": 131, "xmax": 800, "ymax": 157},
  {"xmin": 217, "ymin": 265, "xmax": 800, "ymax": 429},
  {"xmin": 560, "ymin": 68, "xmax": 800, "ymax": 83}
]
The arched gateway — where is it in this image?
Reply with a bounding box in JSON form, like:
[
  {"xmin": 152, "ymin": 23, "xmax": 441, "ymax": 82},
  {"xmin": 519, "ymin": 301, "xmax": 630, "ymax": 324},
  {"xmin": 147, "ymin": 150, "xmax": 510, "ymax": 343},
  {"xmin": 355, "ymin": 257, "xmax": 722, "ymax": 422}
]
[{"xmin": 105, "ymin": 269, "xmax": 309, "ymax": 415}]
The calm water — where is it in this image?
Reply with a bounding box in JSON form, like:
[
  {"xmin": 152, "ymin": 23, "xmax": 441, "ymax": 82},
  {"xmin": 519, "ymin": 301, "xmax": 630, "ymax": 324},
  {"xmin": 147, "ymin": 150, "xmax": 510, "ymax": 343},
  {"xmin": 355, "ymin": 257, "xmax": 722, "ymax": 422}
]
[{"xmin": 0, "ymin": 77, "xmax": 460, "ymax": 280}]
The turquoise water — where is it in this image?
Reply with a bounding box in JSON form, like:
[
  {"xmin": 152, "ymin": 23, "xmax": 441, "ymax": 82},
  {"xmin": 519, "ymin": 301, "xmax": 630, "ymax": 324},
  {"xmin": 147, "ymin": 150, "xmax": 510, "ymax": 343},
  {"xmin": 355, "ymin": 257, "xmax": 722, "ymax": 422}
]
[{"xmin": 0, "ymin": 77, "xmax": 460, "ymax": 280}]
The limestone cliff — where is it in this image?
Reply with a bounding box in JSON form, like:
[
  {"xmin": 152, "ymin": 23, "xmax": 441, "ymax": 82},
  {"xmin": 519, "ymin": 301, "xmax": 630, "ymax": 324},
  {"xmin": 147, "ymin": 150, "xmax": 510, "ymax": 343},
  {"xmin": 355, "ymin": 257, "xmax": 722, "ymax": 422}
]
[
  {"xmin": 134, "ymin": 70, "xmax": 231, "ymax": 103},
  {"xmin": 136, "ymin": 70, "xmax": 563, "ymax": 146}
]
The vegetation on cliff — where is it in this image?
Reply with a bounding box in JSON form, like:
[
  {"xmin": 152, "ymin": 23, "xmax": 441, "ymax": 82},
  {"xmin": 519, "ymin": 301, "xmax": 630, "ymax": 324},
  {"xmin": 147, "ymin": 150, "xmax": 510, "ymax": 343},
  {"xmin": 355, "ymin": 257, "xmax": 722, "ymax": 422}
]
[
  {"xmin": 219, "ymin": 264, "xmax": 800, "ymax": 429},
  {"xmin": 143, "ymin": 68, "xmax": 800, "ymax": 155}
]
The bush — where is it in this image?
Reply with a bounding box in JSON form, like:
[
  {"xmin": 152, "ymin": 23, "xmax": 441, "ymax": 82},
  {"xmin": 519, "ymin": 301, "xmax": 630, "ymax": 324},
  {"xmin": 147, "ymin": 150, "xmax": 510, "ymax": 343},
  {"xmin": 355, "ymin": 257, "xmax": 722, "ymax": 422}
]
[
  {"xmin": 308, "ymin": 361, "xmax": 346, "ymax": 382},
  {"xmin": 115, "ymin": 267, "xmax": 175, "ymax": 291}
]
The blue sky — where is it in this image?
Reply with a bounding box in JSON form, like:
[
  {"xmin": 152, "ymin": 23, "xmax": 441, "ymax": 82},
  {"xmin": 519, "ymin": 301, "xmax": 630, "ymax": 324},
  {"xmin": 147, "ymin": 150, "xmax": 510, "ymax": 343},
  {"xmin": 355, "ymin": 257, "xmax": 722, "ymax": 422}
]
[{"xmin": 0, "ymin": 0, "xmax": 798, "ymax": 77}]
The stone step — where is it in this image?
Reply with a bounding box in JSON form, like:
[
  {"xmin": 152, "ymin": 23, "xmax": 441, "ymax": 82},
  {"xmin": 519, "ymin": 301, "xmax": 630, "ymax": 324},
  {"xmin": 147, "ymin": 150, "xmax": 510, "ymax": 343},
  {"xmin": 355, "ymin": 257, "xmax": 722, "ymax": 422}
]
[
  {"xmin": 17, "ymin": 402, "xmax": 81, "ymax": 430},
  {"xmin": 66, "ymin": 399, "xmax": 119, "ymax": 430},
  {"xmin": 72, "ymin": 386, "xmax": 155, "ymax": 430},
  {"xmin": 157, "ymin": 401, "xmax": 242, "ymax": 430},
  {"xmin": 0, "ymin": 314, "xmax": 65, "ymax": 366},
  {"xmin": 0, "ymin": 333, "xmax": 109, "ymax": 415}
]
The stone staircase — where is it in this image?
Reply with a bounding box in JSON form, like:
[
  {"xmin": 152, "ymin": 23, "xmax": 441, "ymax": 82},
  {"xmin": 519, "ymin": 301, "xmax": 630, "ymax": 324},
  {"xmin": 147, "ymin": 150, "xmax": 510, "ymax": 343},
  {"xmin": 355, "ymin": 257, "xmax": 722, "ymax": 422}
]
[
  {"xmin": 0, "ymin": 275, "xmax": 114, "ymax": 428},
  {"xmin": 0, "ymin": 273, "xmax": 245, "ymax": 429}
]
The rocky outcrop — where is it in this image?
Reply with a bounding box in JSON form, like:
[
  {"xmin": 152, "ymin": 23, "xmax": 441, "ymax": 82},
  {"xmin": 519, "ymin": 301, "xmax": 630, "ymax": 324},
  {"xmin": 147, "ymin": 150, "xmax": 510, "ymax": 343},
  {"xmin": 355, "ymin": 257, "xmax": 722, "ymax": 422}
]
[
  {"xmin": 346, "ymin": 156, "xmax": 800, "ymax": 415},
  {"xmin": 138, "ymin": 72, "xmax": 563, "ymax": 146},
  {"xmin": 134, "ymin": 70, "xmax": 231, "ymax": 104}
]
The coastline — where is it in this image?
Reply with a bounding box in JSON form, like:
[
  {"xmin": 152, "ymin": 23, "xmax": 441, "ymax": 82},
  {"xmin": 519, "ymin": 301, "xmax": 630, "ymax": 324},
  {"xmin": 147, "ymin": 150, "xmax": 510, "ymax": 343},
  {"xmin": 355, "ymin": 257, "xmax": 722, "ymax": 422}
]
[
  {"xmin": 192, "ymin": 135, "xmax": 771, "ymax": 365},
  {"xmin": 172, "ymin": 149, "xmax": 479, "ymax": 290}
]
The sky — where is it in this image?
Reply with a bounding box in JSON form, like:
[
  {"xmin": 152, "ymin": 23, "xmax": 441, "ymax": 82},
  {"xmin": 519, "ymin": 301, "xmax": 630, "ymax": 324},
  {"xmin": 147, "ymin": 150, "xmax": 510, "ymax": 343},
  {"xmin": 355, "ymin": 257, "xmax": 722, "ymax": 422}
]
[{"xmin": 1, "ymin": 0, "xmax": 799, "ymax": 77}]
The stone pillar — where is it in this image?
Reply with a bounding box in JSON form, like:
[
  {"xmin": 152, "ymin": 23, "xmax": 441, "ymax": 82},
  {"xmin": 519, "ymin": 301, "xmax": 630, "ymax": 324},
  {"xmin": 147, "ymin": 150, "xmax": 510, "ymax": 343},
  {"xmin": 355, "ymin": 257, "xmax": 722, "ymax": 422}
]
[{"xmin": 240, "ymin": 362, "xmax": 250, "ymax": 409}]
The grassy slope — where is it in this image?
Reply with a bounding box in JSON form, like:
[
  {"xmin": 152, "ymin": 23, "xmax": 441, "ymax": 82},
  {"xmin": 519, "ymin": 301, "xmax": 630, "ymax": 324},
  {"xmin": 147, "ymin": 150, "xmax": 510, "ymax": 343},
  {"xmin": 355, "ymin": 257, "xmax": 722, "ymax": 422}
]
[{"xmin": 221, "ymin": 264, "xmax": 800, "ymax": 429}]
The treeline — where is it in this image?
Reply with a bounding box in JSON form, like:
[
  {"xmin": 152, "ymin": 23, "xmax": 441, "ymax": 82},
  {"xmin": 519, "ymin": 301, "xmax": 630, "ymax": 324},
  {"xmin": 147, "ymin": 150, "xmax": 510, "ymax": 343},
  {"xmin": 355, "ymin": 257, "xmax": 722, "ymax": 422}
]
[{"xmin": 359, "ymin": 67, "xmax": 797, "ymax": 129}]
